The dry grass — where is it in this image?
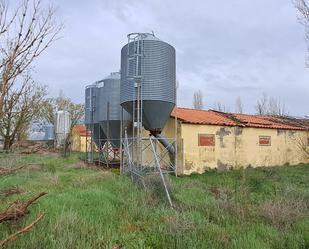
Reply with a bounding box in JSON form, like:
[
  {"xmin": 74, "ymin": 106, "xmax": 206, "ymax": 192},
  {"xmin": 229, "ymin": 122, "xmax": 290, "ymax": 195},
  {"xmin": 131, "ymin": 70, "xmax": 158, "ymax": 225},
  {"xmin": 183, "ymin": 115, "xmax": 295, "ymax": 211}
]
[
  {"xmin": 44, "ymin": 174, "xmax": 59, "ymax": 186},
  {"xmin": 260, "ymin": 198, "xmax": 308, "ymax": 228},
  {"xmin": 0, "ymin": 155, "xmax": 25, "ymax": 168},
  {"xmin": 69, "ymin": 161, "xmax": 88, "ymax": 169},
  {"xmin": 209, "ymin": 185, "xmax": 249, "ymax": 219},
  {"xmin": 0, "ymin": 186, "xmax": 24, "ymax": 197},
  {"xmin": 208, "ymin": 186, "xmax": 233, "ymax": 201},
  {"xmin": 218, "ymin": 200, "xmax": 248, "ymax": 219},
  {"xmin": 0, "ymin": 192, "xmax": 47, "ymax": 223}
]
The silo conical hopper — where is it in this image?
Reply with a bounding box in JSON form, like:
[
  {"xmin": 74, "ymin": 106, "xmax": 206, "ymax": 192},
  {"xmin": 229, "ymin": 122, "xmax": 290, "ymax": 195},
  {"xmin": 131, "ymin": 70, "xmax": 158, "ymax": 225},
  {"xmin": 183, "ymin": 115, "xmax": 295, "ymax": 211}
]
[{"xmin": 120, "ymin": 33, "xmax": 176, "ymax": 134}]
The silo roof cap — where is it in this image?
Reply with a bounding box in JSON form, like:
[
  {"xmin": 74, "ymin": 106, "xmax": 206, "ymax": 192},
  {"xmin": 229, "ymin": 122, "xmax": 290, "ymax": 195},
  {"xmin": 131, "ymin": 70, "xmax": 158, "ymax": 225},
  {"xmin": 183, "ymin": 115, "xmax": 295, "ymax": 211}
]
[
  {"xmin": 104, "ymin": 72, "xmax": 120, "ymax": 80},
  {"xmin": 127, "ymin": 32, "xmax": 161, "ymax": 41},
  {"xmin": 85, "ymin": 84, "xmax": 97, "ymax": 89}
]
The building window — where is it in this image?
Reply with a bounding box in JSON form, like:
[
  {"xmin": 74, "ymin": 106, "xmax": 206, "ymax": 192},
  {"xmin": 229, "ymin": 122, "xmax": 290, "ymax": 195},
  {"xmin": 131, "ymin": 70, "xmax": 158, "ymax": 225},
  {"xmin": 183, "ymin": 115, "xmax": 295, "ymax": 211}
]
[
  {"xmin": 199, "ymin": 134, "xmax": 215, "ymax": 146},
  {"xmin": 259, "ymin": 136, "xmax": 271, "ymax": 146}
]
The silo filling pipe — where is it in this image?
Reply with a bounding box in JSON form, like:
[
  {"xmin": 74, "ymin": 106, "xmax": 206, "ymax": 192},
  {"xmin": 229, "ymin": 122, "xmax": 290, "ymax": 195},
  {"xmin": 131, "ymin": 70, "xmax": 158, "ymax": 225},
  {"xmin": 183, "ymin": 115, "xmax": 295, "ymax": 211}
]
[{"xmin": 152, "ymin": 133, "xmax": 175, "ymax": 156}]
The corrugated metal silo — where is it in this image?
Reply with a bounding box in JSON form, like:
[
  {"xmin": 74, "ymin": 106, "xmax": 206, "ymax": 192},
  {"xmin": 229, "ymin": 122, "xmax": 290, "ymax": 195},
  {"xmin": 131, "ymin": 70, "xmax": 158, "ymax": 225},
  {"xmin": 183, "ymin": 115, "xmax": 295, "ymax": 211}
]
[
  {"xmin": 44, "ymin": 124, "xmax": 54, "ymax": 140},
  {"xmin": 55, "ymin": 111, "xmax": 70, "ymax": 135},
  {"xmin": 98, "ymin": 72, "xmax": 131, "ymax": 147},
  {"xmin": 55, "ymin": 110, "xmax": 71, "ymax": 146},
  {"xmin": 120, "ymin": 33, "xmax": 176, "ymax": 133},
  {"xmin": 84, "ymin": 84, "xmax": 106, "ymax": 148},
  {"xmin": 85, "ymin": 85, "xmax": 96, "ymax": 125},
  {"xmin": 93, "ymin": 81, "xmax": 107, "ymax": 144}
]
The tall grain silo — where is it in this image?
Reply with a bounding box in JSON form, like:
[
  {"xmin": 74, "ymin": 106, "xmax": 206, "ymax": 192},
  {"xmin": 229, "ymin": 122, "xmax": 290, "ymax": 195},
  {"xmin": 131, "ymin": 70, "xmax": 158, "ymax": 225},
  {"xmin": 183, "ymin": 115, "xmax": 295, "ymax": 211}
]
[
  {"xmin": 55, "ymin": 110, "xmax": 71, "ymax": 147},
  {"xmin": 98, "ymin": 72, "xmax": 131, "ymax": 148},
  {"xmin": 120, "ymin": 33, "xmax": 176, "ymax": 207},
  {"xmin": 120, "ymin": 33, "xmax": 176, "ymax": 135}
]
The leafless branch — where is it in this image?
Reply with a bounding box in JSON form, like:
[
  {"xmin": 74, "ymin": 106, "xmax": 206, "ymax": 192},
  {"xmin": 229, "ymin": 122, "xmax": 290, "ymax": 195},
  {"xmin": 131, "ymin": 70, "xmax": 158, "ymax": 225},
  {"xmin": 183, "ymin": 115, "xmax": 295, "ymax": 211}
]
[
  {"xmin": 294, "ymin": 0, "xmax": 309, "ymax": 65},
  {"xmin": 0, "ymin": 74, "xmax": 47, "ymax": 150},
  {"xmin": 293, "ymin": 133, "xmax": 309, "ymax": 158},
  {"xmin": 0, "ymin": 213, "xmax": 44, "ymax": 247},
  {"xmin": 255, "ymin": 93, "xmax": 287, "ymax": 116},
  {"xmin": 0, "ymin": 192, "xmax": 47, "ymax": 222},
  {"xmin": 192, "ymin": 90, "xmax": 204, "ymax": 109},
  {"xmin": 213, "ymin": 101, "xmax": 229, "ymax": 112},
  {"xmin": 0, "ymin": 0, "xmax": 63, "ymax": 117}
]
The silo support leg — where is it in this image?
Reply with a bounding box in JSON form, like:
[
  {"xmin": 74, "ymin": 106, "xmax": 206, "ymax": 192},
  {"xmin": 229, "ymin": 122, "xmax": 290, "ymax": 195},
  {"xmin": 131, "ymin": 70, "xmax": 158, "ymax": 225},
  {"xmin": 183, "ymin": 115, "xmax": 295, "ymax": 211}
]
[{"xmin": 149, "ymin": 136, "xmax": 173, "ymax": 208}]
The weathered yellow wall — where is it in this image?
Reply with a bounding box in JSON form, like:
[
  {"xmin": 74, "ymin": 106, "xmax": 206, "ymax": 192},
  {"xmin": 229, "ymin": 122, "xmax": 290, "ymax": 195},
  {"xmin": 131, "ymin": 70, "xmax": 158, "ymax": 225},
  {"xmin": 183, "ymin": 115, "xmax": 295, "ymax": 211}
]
[
  {"xmin": 123, "ymin": 118, "xmax": 179, "ymax": 170},
  {"xmin": 79, "ymin": 136, "xmax": 87, "ymax": 152},
  {"xmin": 71, "ymin": 130, "xmax": 80, "ymax": 152},
  {"xmin": 71, "ymin": 132, "xmax": 88, "ymax": 152},
  {"xmin": 180, "ymin": 122, "xmax": 309, "ymax": 175}
]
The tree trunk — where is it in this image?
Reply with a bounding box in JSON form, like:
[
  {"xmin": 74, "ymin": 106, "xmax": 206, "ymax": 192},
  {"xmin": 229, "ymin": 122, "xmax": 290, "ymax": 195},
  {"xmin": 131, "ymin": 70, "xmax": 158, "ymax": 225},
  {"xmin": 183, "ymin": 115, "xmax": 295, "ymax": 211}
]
[
  {"xmin": 3, "ymin": 136, "xmax": 12, "ymax": 151},
  {"xmin": 63, "ymin": 134, "xmax": 71, "ymax": 157}
]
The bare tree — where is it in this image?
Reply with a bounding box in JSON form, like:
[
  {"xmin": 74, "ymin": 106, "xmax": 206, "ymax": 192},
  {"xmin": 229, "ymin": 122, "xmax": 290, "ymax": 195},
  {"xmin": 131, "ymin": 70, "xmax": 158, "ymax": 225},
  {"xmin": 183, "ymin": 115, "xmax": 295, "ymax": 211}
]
[
  {"xmin": 295, "ymin": 0, "xmax": 309, "ymax": 64},
  {"xmin": 255, "ymin": 93, "xmax": 287, "ymax": 116},
  {"xmin": 268, "ymin": 96, "xmax": 287, "ymax": 116},
  {"xmin": 294, "ymin": 133, "xmax": 309, "ymax": 159},
  {"xmin": 193, "ymin": 90, "xmax": 204, "ymax": 109},
  {"xmin": 0, "ymin": 75, "xmax": 47, "ymax": 150},
  {"xmin": 40, "ymin": 94, "xmax": 84, "ymax": 128},
  {"xmin": 213, "ymin": 101, "xmax": 229, "ymax": 112},
  {"xmin": 235, "ymin": 96, "xmax": 243, "ymax": 114},
  {"xmin": 0, "ymin": 0, "xmax": 62, "ymax": 117},
  {"xmin": 40, "ymin": 94, "xmax": 84, "ymax": 155},
  {"xmin": 255, "ymin": 92, "xmax": 268, "ymax": 115}
]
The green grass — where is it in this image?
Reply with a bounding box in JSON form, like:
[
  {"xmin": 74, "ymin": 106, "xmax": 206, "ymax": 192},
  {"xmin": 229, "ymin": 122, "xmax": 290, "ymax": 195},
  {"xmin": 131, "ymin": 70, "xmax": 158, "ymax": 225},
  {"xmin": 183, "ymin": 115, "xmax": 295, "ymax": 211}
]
[{"xmin": 0, "ymin": 153, "xmax": 308, "ymax": 249}]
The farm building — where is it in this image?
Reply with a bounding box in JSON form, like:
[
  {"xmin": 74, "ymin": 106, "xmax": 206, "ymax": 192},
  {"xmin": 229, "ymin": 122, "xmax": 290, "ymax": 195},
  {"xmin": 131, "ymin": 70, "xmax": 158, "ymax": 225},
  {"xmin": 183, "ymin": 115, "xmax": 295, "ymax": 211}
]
[
  {"xmin": 79, "ymin": 105, "xmax": 309, "ymax": 175},
  {"xmin": 162, "ymin": 108, "xmax": 309, "ymax": 175},
  {"xmin": 71, "ymin": 124, "xmax": 90, "ymax": 152}
]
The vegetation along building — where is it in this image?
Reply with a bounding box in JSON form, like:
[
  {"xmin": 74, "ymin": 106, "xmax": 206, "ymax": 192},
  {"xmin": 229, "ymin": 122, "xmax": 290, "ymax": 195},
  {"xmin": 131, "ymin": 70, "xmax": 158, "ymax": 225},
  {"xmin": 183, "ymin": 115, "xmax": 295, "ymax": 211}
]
[{"xmin": 163, "ymin": 108, "xmax": 309, "ymax": 175}]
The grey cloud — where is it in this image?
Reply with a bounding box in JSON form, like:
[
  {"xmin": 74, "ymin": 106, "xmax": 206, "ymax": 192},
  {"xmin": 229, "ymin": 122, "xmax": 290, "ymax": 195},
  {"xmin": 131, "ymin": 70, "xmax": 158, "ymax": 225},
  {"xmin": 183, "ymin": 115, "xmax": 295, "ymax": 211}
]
[{"xmin": 32, "ymin": 0, "xmax": 309, "ymax": 116}]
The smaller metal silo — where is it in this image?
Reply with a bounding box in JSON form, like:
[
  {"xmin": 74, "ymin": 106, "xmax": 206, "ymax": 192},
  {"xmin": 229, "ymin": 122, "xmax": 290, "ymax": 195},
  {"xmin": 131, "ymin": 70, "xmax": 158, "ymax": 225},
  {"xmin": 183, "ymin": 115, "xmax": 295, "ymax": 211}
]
[
  {"xmin": 44, "ymin": 124, "xmax": 54, "ymax": 141},
  {"xmin": 98, "ymin": 72, "xmax": 131, "ymax": 148},
  {"xmin": 85, "ymin": 83, "xmax": 105, "ymax": 149},
  {"xmin": 85, "ymin": 85, "xmax": 96, "ymax": 126},
  {"xmin": 55, "ymin": 110, "xmax": 71, "ymax": 147}
]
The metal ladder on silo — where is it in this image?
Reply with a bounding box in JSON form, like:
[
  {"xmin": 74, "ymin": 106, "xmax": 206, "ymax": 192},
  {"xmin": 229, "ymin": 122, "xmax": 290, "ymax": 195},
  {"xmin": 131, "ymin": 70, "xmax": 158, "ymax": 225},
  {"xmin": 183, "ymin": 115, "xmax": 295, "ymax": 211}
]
[{"xmin": 126, "ymin": 33, "xmax": 144, "ymax": 172}]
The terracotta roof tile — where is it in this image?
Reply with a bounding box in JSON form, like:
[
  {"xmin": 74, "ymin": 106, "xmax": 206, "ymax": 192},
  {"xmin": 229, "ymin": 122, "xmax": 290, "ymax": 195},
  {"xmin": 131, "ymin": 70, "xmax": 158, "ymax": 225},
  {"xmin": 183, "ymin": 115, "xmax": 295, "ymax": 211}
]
[
  {"xmin": 73, "ymin": 124, "xmax": 91, "ymax": 136},
  {"xmin": 171, "ymin": 107, "xmax": 308, "ymax": 131},
  {"xmin": 171, "ymin": 108, "xmax": 236, "ymax": 126},
  {"xmin": 233, "ymin": 113, "xmax": 304, "ymax": 130}
]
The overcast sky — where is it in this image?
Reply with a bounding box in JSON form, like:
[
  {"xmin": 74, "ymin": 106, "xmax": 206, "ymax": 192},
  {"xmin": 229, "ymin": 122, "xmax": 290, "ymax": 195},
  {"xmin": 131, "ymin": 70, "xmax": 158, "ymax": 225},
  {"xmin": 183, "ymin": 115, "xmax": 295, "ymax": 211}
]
[{"xmin": 32, "ymin": 0, "xmax": 309, "ymax": 116}]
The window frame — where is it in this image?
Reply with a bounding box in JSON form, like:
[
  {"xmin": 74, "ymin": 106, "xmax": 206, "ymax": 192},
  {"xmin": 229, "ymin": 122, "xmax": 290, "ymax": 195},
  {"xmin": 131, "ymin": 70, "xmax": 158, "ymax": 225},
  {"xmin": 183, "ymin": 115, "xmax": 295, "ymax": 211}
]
[
  {"xmin": 198, "ymin": 134, "xmax": 215, "ymax": 147},
  {"xmin": 259, "ymin": 136, "xmax": 271, "ymax": 146}
]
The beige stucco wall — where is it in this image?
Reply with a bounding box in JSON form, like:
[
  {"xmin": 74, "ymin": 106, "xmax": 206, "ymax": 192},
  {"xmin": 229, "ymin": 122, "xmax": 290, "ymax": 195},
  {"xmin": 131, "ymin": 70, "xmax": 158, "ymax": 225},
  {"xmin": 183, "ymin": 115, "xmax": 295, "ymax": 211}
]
[
  {"xmin": 122, "ymin": 118, "xmax": 179, "ymax": 170},
  {"xmin": 178, "ymin": 122, "xmax": 309, "ymax": 175},
  {"xmin": 71, "ymin": 130, "xmax": 81, "ymax": 152},
  {"xmin": 71, "ymin": 129, "xmax": 88, "ymax": 152}
]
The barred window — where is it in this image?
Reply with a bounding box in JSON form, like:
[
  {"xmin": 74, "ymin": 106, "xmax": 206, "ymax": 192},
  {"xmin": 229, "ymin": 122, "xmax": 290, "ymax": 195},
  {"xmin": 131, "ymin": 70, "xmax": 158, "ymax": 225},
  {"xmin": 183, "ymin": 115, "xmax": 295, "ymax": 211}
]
[
  {"xmin": 259, "ymin": 136, "xmax": 271, "ymax": 146},
  {"xmin": 199, "ymin": 134, "xmax": 215, "ymax": 146}
]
